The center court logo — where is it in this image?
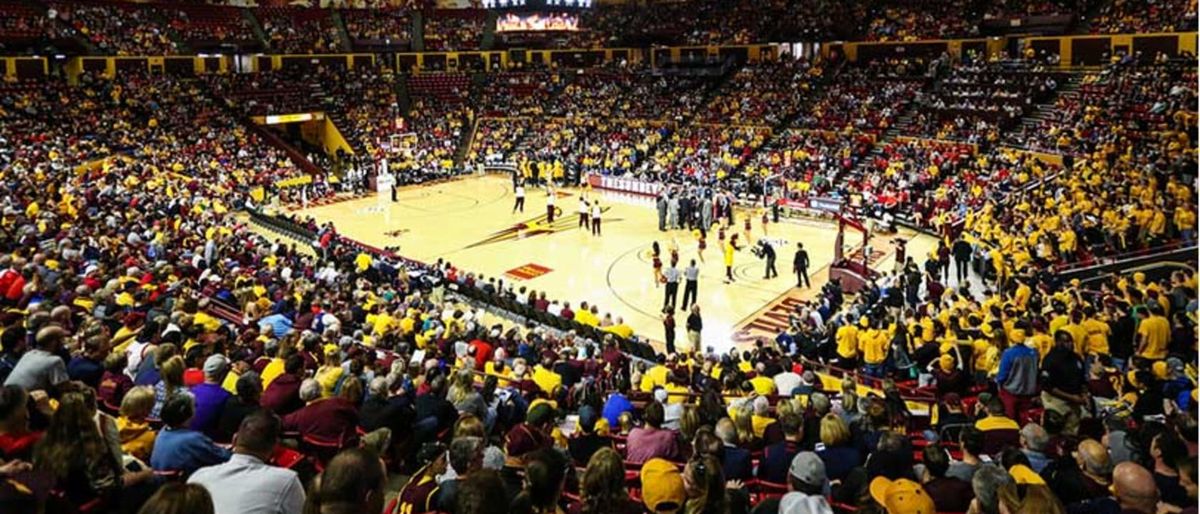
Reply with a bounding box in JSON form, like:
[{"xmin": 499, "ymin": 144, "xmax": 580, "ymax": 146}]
[{"xmin": 464, "ymin": 205, "xmax": 620, "ymax": 248}]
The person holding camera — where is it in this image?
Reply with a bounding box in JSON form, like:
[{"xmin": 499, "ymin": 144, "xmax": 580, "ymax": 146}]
[{"xmin": 758, "ymin": 240, "xmax": 777, "ymax": 279}]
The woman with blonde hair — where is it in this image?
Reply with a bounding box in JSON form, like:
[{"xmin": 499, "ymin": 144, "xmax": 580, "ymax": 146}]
[
  {"xmin": 579, "ymin": 448, "xmax": 640, "ymax": 514},
  {"xmin": 448, "ymin": 368, "xmax": 487, "ymax": 422},
  {"xmin": 454, "ymin": 414, "xmax": 486, "ymax": 439},
  {"xmin": 997, "ymin": 480, "xmax": 1065, "ymax": 514},
  {"xmin": 116, "ymin": 385, "xmax": 157, "ymax": 461},
  {"xmin": 815, "ymin": 413, "xmax": 861, "ymax": 481},
  {"xmin": 314, "ymin": 349, "xmax": 344, "ymax": 398},
  {"xmin": 150, "ymin": 355, "xmax": 190, "ymax": 420},
  {"xmin": 679, "ymin": 404, "xmax": 702, "ymax": 443},
  {"xmin": 338, "ymin": 376, "xmax": 364, "ymax": 406},
  {"xmin": 731, "ymin": 403, "xmax": 757, "ymax": 448}
]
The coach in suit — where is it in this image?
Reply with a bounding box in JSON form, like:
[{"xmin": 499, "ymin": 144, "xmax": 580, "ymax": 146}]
[{"xmin": 794, "ymin": 242, "xmax": 810, "ymax": 288}]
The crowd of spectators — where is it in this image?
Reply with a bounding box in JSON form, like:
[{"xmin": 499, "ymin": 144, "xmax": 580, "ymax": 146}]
[
  {"xmin": 476, "ymin": 69, "xmax": 565, "ymax": 118},
  {"xmin": 742, "ymin": 130, "xmax": 874, "ymax": 192},
  {"xmin": 698, "ymin": 58, "xmax": 821, "ymax": 127},
  {"xmin": 983, "ymin": 0, "xmax": 1081, "ymax": 18},
  {"xmin": 792, "ymin": 64, "xmax": 925, "ymax": 136},
  {"xmin": 161, "ymin": 4, "xmax": 259, "ymax": 51},
  {"xmin": 902, "ymin": 57, "xmax": 1063, "ymax": 143},
  {"xmin": 257, "ymin": 7, "xmax": 345, "ymax": 54},
  {"xmin": 50, "ymin": 2, "xmax": 177, "ymax": 55},
  {"xmin": 1091, "ymin": 0, "xmax": 1198, "ymax": 33},
  {"xmin": 855, "ymin": 0, "xmax": 980, "ymax": 41},
  {"xmin": 0, "ymin": 20, "xmax": 1197, "ymax": 514},
  {"xmin": 341, "ymin": 8, "xmax": 412, "ymax": 51},
  {"xmin": 1013, "ymin": 58, "xmax": 1197, "ymax": 155},
  {"xmin": 3, "ymin": 0, "xmax": 1199, "ymax": 57},
  {"xmin": 423, "ymin": 10, "xmax": 485, "ymax": 52}
]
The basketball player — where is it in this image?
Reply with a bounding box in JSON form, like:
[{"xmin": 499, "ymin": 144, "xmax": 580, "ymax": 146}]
[
  {"xmin": 513, "ymin": 181, "xmax": 526, "ymax": 213},
  {"xmin": 546, "ymin": 188, "xmax": 556, "ymax": 223},
  {"xmin": 591, "ymin": 200, "xmax": 601, "ymax": 235}
]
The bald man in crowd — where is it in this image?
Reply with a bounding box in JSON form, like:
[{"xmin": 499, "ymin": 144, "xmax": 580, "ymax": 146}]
[
  {"xmin": 1069, "ymin": 460, "xmax": 1160, "ymax": 514},
  {"xmin": 4, "ymin": 326, "xmax": 71, "ymax": 394},
  {"xmin": 1114, "ymin": 462, "xmax": 1159, "ymax": 514}
]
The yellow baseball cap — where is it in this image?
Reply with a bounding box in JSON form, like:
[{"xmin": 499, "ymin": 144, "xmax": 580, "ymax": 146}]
[
  {"xmin": 1009, "ymin": 464, "xmax": 1045, "ymax": 485},
  {"xmin": 939, "ymin": 354, "xmax": 955, "ymax": 373},
  {"xmin": 1152, "ymin": 361, "xmax": 1169, "ymax": 380},
  {"xmin": 870, "ymin": 477, "xmax": 937, "ymax": 514},
  {"xmin": 641, "ymin": 459, "xmax": 685, "ymax": 513}
]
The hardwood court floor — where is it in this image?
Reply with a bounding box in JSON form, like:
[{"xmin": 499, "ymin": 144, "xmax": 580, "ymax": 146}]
[{"xmin": 294, "ymin": 174, "xmax": 938, "ymax": 353}]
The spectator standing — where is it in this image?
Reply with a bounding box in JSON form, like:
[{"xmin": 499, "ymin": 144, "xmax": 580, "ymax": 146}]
[{"xmin": 995, "ymin": 329, "xmax": 1040, "ymax": 420}]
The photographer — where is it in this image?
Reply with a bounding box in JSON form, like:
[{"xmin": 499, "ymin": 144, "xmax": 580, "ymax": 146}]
[{"xmin": 755, "ymin": 239, "xmax": 778, "ymax": 279}]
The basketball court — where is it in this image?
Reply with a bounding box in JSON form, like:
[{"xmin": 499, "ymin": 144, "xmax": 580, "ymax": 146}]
[{"xmin": 291, "ymin": 173, "xmax": 939, "ymax": 353}]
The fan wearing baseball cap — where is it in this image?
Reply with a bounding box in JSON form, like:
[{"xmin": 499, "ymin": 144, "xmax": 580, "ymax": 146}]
[
  {"xmin": 870, "ymin": 477, "xmax": 937, "ymax": 514},
  {"xmin": 777, "ymin": 452, "xmax": 833, "ymax": 514},
  {"xmin": 641, "ymin": 458, "xmax": 686, "ymax": 513}
]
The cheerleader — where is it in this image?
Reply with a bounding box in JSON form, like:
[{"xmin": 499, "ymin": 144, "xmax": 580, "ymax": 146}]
[
  {"xmin": 669, "ymin": 238, "xmax": 680, "ymax": 268},
  {"xmin": 652, "ymin": 241, "xmax": 664, "ymax": 286},
  {"xmin": 694, "ymin": 229, "xmax": 706, "ymax": 262},
  {"xmin": 760, "ymin": 208, "xmax": 769, "ymax": 237},
  {"xmin": 724, "ymin": 234, "xmax": 741, "ymax": 283}
]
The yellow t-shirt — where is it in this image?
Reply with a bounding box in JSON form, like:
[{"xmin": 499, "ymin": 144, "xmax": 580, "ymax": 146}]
[
  {"xmin": 315, "ymin": 365, "xmax": 344, "ymax": 397},
  {"xmin": 751, "ymin": 414, "xmax": 776, "ymax": 438},
  {"xmin": 1083, "ymin": 318, "xmax": 1111, "ymax": 356},
  {"xmin": 260, "ymin": 358, "xmax": 285, "ymax": 388},
  {"xmin": 532, "ymin": 366, "xmax": 563, "ymax": 394},
  {"xmin": 860, "ymin": 329, "xmax": 888, "ymax": 365},
  {"xmin": 749, "ymin": 376, "xmax": 776, "ymax": 396},
  {"xmin": 640, "ymin": 365, "xmax": 670, "ymax": 392},
  {"xmin": 836, "ymin": 325, "xmax": 859, "ymax": 359},
  {"xmin": 1137, "ymin": 315, "xmax": 1170, "ymax": 360}
]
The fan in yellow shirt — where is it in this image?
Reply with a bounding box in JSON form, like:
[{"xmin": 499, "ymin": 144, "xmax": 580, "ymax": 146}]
[{"xmin": 834, "ymin": 319, "xmax": 862, "ymax": 366}]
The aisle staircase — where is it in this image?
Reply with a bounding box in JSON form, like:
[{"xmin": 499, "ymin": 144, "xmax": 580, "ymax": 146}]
[
  {"xmin": 411, "ymin": 10, "xmax": 424, "ymax": 51},
  {"xmin": 480, "ymin": 10, "xmax": 497, "ymax": 50},
  {"xmin": 147, "ymin": 9, "xmax": 188, "ymax": 53},
  {"xmin": 243, "ymin": 8, "xmax": 269, "ymax": 50},
  {"xmin": 1006, "ymin": 70, "xmax": 1085, "ymax": 147},
  {"xmin": 330, "ymin": 10, "xmax": 353, "ymax": 53},
  {"xmin": 25, "ymin": 0, "xmax": 101, "ymax": 54}
]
